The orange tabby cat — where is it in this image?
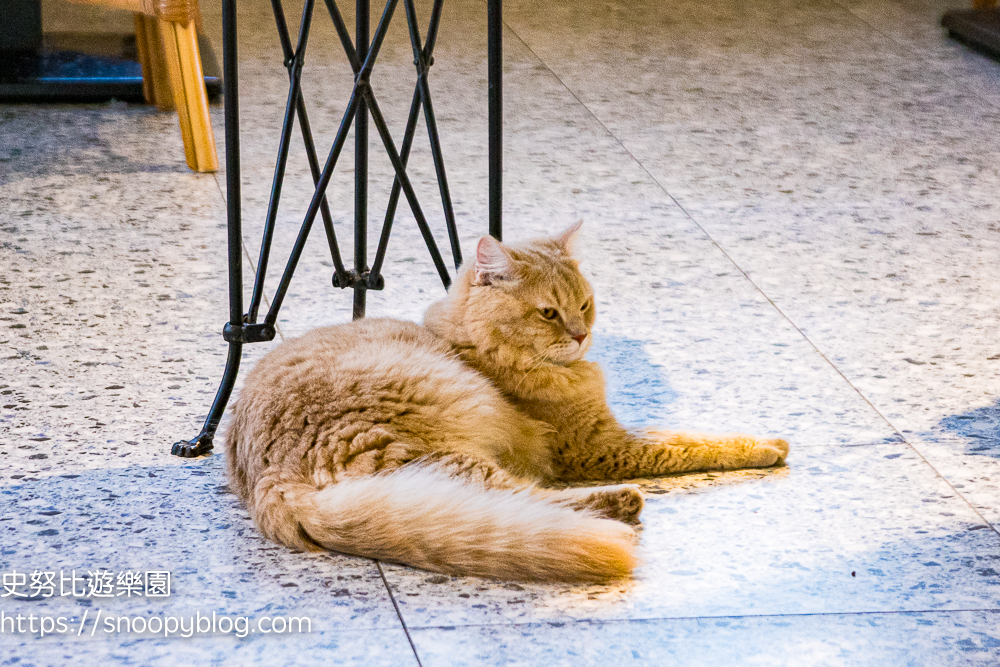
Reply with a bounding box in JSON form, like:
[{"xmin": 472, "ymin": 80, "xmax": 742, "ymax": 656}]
[{"xmin": 226, "ymin": 222, "xmax": 789, "ymax": 583}]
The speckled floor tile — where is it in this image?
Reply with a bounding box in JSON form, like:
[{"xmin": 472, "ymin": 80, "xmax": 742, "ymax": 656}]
[
  {"xmin": 381, "ymin": 444, "xmax": 1000, "ymax": 626},
  {"xmin": 0, "ymin": 164, "xmax": 276, "ymax": 471},
  {"xmin": 0, "ymin": 331, "xmax": 280, "ymax": 475},
  {"xmin": 836, "ymin": 0, "xmax": 1000, "ymax": 106},
  {"xmin": 669, "ymin": 198, "xmax": 1000, "ymax": 528},
  {"xmin": 1, "ymin": 170, "xmax": 231, "ymax": 333},
  {"xmin": 904, "ymin": 436, "xmax": 1000, "ymax": 532},
  {"xmin": 495, "ymin": 0, "xmax": 1000, "ymax": 532},
  {"xmin": 410, "ymin": 611, "xmax": 1000, "ymax": 667},
  {"xmin": 5, "ymin": 0, "xmax": 1000, "ymax": 663},
  {"xmin": 9, "ymin": 627, "xmax": 418, "ymax": 667},
  {"xmin": 0, "ymin": 459, "xmax": 400, "ymax": 628}
]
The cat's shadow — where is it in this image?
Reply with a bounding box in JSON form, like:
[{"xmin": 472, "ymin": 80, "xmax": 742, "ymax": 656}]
[
  {"xmin": 580, "ymin": 335, "xmax": 790, "ymax": 493},
  {"xmin": 588, "ymin": 334, "xmax": 678, "ymax": 427},
  {"xmin": 937, "ymin": 400, "xmax": 1000, "ymax": 458}
]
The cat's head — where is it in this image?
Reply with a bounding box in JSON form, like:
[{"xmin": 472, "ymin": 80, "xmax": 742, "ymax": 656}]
[{"xmin": 453, "ymin": 221, "xmax": 595, "ymax": 365}]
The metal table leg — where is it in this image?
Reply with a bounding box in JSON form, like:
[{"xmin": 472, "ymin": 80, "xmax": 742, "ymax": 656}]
[
  {"xmin": 172, "ymin": 0, "xmax": 244, "ymax": 457},
  {"xmin": 488, "ymin": 0, "xmax": 502, "ymax": 241},
  {"xmin": 173, "ymin": 0, "xmax": 503, "ymax": 457}
]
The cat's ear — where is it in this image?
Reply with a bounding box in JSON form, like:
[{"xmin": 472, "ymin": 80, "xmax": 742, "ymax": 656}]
[
  {"xmin": 556, "ymin": 220, "xmax": 583, "ymax": 256},
  {"xmin": 474, "ymin": 235, "xmax": 513, "ymax": 285}
]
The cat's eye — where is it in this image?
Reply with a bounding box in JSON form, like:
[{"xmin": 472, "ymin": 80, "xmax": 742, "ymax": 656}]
[
  {"xmin": 580, "ymin": 301, "xmax": 590, "ymax": 312},
  {"xmin": 540, "ymin": 308, "xmax": 558, "ymax": 320}
]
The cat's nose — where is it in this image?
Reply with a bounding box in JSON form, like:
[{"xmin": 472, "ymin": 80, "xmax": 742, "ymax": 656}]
[{"xmin": 572, "ymin": 334, "xmax": 587, "ymax": 345}]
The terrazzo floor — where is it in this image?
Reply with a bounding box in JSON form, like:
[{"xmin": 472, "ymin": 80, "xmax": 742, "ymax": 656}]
[{"xmin": 2, "ymin": 0, "xmax": 999, "ymax": 664}]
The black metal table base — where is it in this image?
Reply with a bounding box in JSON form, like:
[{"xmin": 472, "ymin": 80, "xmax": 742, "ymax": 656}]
[{"xmin": 172, "ymin": 0, "xmax": 503, "ymax": 457}]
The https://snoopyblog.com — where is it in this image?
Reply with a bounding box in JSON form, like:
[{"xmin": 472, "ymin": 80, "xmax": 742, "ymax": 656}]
[{"xmin": 2, "ymin": 610, "xmax": 312, "ymax": 639}]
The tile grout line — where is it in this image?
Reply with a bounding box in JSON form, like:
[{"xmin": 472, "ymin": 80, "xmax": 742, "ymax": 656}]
[
  {"xmin": 498, "ymin": 19, "xmax": 1000, "ymax": 538},
  {"xmin": 825, "ymin": 0, "xmax": 1000, "ymax": 111},
  {"xmin": 377, "ymin": 561, "xmax": 425, "ymax": 667},
  {"xmin": 496, "ymin": 24, "xmax": 905, "ymax": 436},
  {"xmin": 402, "ymin": 605, "xmax": 1000, "ymax": 632}
]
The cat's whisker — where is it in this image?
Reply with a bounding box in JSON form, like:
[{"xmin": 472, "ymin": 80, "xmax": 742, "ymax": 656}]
[{"xmin": 512, "ymin": 352, "xmax": 549, "ymax": 393}]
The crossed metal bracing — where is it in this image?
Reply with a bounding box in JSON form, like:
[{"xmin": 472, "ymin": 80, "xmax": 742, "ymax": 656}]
[{"xmin": 250, "ymin": 0, "xmax": 463, "ymax": 331}]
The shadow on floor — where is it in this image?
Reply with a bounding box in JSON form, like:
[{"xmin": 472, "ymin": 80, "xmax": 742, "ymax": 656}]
[
  {"xmin": 0, "ymin": 105, "xmax": 193, "ymax": 187},
  {"xmin": 938, "ymin": 400, "xmax": 1000, "ymax": 458},
  {"xmin": 587, "ymin": 334, "xmax": 678, "ymax": 427}
]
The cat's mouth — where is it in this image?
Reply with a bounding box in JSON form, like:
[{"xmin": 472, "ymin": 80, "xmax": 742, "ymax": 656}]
[{"xmin": 546, "ymin": 336, "xmax": 591, "ymax": 364}]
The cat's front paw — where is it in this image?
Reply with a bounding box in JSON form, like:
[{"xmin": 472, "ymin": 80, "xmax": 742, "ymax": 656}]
[
  {"xmin": 748, "ymin": 438, "xmax": 789, "ymax": 467},
  {"xmin": 767, "ymin": 438, "xmax": 789, "ymax": 461}
]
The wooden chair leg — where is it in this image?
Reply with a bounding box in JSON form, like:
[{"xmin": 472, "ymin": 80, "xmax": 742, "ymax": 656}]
[
  {"xmin": 137, "ymin": 15, "xmax": 174, "ymax": 111},
  {"xmin": 173, "ymin": 21, "xmax": 217, "ymax": 172},
  {"xmin": 157, "ymin": 18, "xmax": 218, "ymax": 172},
  {"xmin": 133, "ymin": 14, "xmax": 155, "ymax": 105}
]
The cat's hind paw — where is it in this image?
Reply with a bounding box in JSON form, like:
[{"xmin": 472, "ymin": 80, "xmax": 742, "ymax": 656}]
[
  {"xmin": 553, "ymin": 484, "xmax": 645, "ymax": 524},
  {"xmin": 583, "ymin": 485, "xmax": 645, "ymax": 524}
]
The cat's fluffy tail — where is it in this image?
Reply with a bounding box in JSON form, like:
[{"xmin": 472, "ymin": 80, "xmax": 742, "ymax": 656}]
[{"xmin": 256, "ymin": 466, "xmax": 638, "ymax": 583}]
